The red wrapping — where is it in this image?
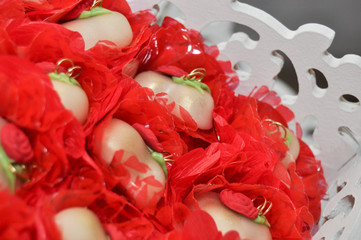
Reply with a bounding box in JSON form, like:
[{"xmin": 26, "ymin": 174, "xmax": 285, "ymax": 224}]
[
  {"xmin": 24, "ymin": 0, "xmax": 132, "ymax": 23},
  {"xmin": 137, "ymin": 18, "xmax": 235, "ymax": 87},
  {"xmin": 0, "ymin": 189, "xmax": 37, "ymax": 239},
  {"xmin": 1, "ymin": 18, "xmax": 127, "ymax": 136},
  {"xmin": 295, "ymin": 140, "xmax": 327, "ymax": 222},
  {"xmin": 0, "ymin": 0, "xmax": 25, "ymax": 23}
]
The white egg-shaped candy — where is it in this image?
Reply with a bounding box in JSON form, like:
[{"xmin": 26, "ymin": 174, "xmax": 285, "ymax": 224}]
[
  {"xmin": 52, "ymin": 80, "xmax": 89, "ymax": 124},
  {"xmin": 54, "ymin": 207, "xmax": 108, "ymax": 240},
  {"xmin": 196, "ymin": 192, "xmax": 272, "ymax": 240},
  {"xmin": 100, "ymin": 118, "xmax": 166, "ymax": 209},
  {"xmin": 62, "ymin": 11, "xmax": 133, "ymax": 50},
  {"xmin": 134, "ymin": 71, "xmax": 214, "ymax": 130}
]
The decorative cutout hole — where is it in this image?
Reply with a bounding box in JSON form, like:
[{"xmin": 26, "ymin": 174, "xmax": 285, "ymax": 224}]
[
  {"xmin": 326, "ymin": 180, "xmax": 347, "ymax": 200},
  {"xmin": 334, "ymin": 227, "xmax": 345, "ymax": 240},
  {"xmin": 338, "ymin": 94, "xmax": 360, "ymax": 112},
  {"xmin": 152, "ymin": 1, "xmax": 185, "ymax": 25},
  {"xmin": 325, "ymin": 195, "xmax": 355, "ymax": 220},
  {"xmin": 308, "ymin": 68, "xmax": 328, "ymax": 98},
  {"xmin": 271, "ymin": 50, "xmax": 299, "ymax": 97},
  {"xmin": 300, "ymin": 115, "xmax": 320, "ymax": 155},
  {"xmin": 337, "ymin": 181, "xmax": 347, "ymax": 193},
  {"xmin": 201, "ymin": 21, "xmax": 260, "ymax": 45},
  {"xmin": 233, "ymin": 61, "xmax": 252, "ymax": 81},
  {"xmin": 338, "ymin": 126, "xmax": 359, "ymax": 153}
]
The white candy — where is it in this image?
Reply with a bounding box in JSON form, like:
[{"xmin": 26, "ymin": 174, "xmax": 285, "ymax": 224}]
[
  {"xmin": 51, "ymin": 80, "xmax": 89, "ymax": 124},
  {"xmin": 62, "ymin": 11, "xmax": 133, "ymax": 50},
  {"xmin": 134, "ymin": 71, "xmax": 214, "ymax": 130},
  {"xmin": 99, "ymin": 118, "xmax": 166, "ymax": 209},
  {"xmin": 54, "ymin": 207, "xmax": 108, "ymax": 240},
  {"xmin": 196, "ymin": 191, "xmax": 272, "ymax": 240}
]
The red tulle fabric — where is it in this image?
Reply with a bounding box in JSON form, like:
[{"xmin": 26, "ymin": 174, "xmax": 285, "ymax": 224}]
[
  {"xmin": 0, "ymin": 189, "xmax": 37, "ymax": 239},
  {"xmin": 24, "ymin": 0, "xmax": 132, "ymax": 23},
  {"xmin": 2, "ymin": 18, "xmax": 127, "ymax": 136}
]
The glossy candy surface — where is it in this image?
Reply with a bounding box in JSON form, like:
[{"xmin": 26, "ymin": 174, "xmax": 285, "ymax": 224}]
[
  {"xmin": 62, "ymin": 11, "xmax": 133, "ymax": 50},
  {"xmin": 135, "ymin": 71, "xmax": 214, "ymax": 130},
  {"xmin": 196, "ymin": 191, "xmax": 272, "ymax": 240},
  {"xmin": 99, "ymin": 118, "xmax": 166, "ymax": 210},
  {"xmin": 54, "ymin": 207, "xmax": 108, "ymax": 240}
]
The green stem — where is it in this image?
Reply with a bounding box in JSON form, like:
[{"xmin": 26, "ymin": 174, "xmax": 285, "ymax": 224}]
[
  {"xmin": 252, "ymin": 215, "xmax": 271, "ymax": 228},
  {"xmin": 48, "ymin": 72, "xmax": 81, "ymax": 87},
  {"xmin": 79, "ymin": 6, "xmax": 112, "ymax": 19},
  {"xmin": 284, "ymin": 128, "xmax": 292, "ymax": 147},
  {"xmin": 0, "ymin": 145, "xmax": 16, "ymax": 192},
  {"xmin": 148, "ymin": 147, "xmax": 168, "ymax": 177},
  {"xmin": 172, "ymin": 76, "xmax": 211, "ymax": 94}
]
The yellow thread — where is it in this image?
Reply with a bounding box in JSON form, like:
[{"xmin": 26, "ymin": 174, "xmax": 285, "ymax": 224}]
[
  {"xmin": 55, "ymin": 58, "xmax": 74, "ymax": 74},
  {"xmin": 263, "ymin": 118, "xmax": 288, "ymax": 139},
  {"xmin": 55, "ymin": 58, "xmax": 81, "ymax": 79},
  {"xmin": 91, "ymin": 0, "xmax": 103, "ymax": 10},
  {"xmin": 252, "ymin": 196, "xmax": 272, "ymax": 216},
  {"xmin": 67, "ymin": 66, "xmax": 82, "ymax": 79},
  {"xmin": 186, "ymin": 68, "xmax": 206, "ymax": 81}
]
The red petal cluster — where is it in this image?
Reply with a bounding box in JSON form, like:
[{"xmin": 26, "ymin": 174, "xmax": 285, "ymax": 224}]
[
  {"xmin": 219, "ymin": 189, "xmax": 259, "ymax": 219},
  {"xmin": 1, "ymin": 123, "xmax": 34, "ymax": 163},
  {"xmin": 0, "ymin": 1, "xmax": 327, "ymax": 240}
]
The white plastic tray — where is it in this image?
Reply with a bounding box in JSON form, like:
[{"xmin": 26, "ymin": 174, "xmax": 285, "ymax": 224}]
[{"xmin": 128, "ymin": 1, "xmax": 361, "ymax": 239}]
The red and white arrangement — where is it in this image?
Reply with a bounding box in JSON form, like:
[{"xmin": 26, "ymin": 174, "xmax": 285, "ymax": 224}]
[{"xmin": 0, "ymin": 0, "xmax": 328, "ymax": 239}]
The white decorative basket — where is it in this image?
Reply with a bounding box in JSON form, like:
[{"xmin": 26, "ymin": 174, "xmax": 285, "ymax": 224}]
[{"xmin": 128, "ymin": 0, "xmax": 361, "ymax": 239}]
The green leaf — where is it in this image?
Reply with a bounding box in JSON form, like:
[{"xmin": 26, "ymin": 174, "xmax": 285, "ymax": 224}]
[
  {"xmin": 0, "ymin": 145, "xmax": 16, "ymax": 192},
  {"xmin": 284, "ymin": 128, "xmax": 292, "ymax": 147},
  {"xmin": 48, "ymin": 72, "xmax": 81, "ymax": 87},
  {"xmin": 252, "ymin": 215, "xmax": 271, "ymax": 228},
  {"xmin": 148, "ymin": 148, "xmax": 168, "ymax": 177},
  {"xmin": 78, "ymin": 7, "xmax": 112, "ymax": 19},
  {"xmin": 172, "ymin": 76, "xmax": 211, "ymax": 94}
]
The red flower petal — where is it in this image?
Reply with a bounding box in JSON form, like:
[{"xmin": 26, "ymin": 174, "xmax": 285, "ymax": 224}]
[
  {"xmin": 132, "ymin": 123, "xmax": 164, "ymax": 152},
  {"xmin": 295, "ymin": 140, "xmax": 327, "ymax": 222},
  {"xmin": 123, "ymin": 155, "xmax": 151, "ymax": 173},
  {"xmin": 1, "ymin": 123, "xmax": 34, "ymax": 163},
  {"xmin": 181, "ymin": 210, "xmax": 221, "ymax": 240},
  {"xmin": 0, "ymin": 0, "xmax": 25, "ymax": 23},
  {"xmin": 156, "ymin": 65, "xmax": 188, "ymax": 78},
  {"xmin": 219, "ymin": 189, "xmax": 258, "ymax": 219},
  {"xmin": 221, "ymin": 231, "xmax": 241, "ymax": 240},
  {"xmin": 0, "ymin": 189, "xmax": 36, "ymax": 239}
]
